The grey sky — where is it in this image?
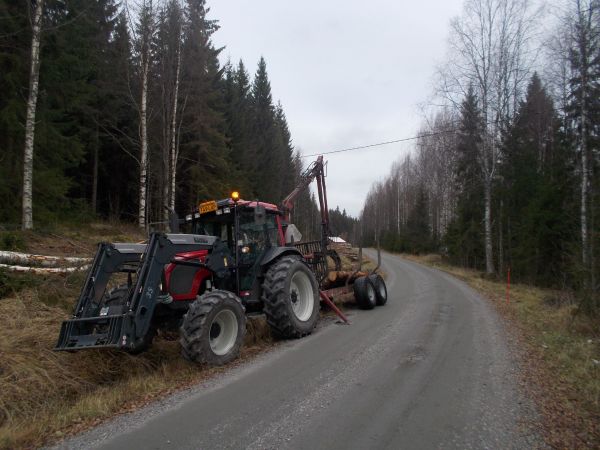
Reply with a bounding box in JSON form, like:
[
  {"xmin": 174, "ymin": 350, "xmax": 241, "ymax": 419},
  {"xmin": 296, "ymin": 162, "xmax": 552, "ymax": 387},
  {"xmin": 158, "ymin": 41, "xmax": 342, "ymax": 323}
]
[{"xmin": 210, "ymin": 0, "xmax": 465, "ymax": 216}]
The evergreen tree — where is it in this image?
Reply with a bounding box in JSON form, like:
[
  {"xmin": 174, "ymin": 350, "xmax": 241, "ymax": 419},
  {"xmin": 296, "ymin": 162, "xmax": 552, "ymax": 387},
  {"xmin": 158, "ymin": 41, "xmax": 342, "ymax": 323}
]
[
  {"xmin": 500, "ymin": 74, "xmax": 576, "ymax": 285},
  {"xmin": 177, "ymin": 0, "xmax": 231, "ymax": 207},
  {"xmin": 446, "ymin": 86, "xmax": 485, "ymax": 267},
  {"xmin": 249, "ymin": 57, "xmax": 283, "ymax": 202},
  {"xmin": 224, "ymin": 59, "xmax": 254, "ymax": 196},
  {"xmin": 0, "ymin": 0, "xmax": 30, "ymax": 222}
]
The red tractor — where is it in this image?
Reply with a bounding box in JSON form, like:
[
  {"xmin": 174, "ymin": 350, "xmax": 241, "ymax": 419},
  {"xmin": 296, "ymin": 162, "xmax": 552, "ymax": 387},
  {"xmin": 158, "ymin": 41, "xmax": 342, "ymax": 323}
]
[{"xmin": 55, "ymin": 157, "xmax": 387, "ymax": 364}]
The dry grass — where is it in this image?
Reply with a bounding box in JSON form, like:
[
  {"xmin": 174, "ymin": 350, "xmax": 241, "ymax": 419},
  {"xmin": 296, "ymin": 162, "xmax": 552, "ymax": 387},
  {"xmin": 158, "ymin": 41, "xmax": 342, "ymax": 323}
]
[
  {"xmin": 0, "ymin": 223, "xmax": 372, "ymax": 449},
  {"xmin": 0, "ymin": 288, "xmax": 273, "ymax": 450},
  {"xmin": 0, "ymin": 225, "xmax": 366, "ymax": 449},
  {"xmin": 403, "ymin": 254, "xmax": 600, "ymax": 449}
]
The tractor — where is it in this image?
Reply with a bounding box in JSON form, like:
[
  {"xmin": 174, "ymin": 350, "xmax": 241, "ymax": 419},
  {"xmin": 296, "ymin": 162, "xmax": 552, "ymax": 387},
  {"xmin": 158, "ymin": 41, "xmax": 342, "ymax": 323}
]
[{"xmin": 55, "ymin": 156, "xmax": 387, "ymax": 365}]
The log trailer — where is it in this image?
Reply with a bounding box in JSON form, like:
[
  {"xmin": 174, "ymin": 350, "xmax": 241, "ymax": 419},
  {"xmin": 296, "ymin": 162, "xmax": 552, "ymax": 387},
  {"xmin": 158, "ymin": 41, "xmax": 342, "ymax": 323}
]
[{"xmin": 55, "ymin": 156, "xmax": 387, "ymax": 365}]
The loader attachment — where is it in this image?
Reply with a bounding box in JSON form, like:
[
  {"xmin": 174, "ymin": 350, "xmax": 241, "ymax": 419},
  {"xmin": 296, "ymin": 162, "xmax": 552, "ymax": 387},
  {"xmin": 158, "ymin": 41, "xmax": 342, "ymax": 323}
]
[{"xmin": 55, "ymin": 232, "xmax": 218, "ymax": 352}]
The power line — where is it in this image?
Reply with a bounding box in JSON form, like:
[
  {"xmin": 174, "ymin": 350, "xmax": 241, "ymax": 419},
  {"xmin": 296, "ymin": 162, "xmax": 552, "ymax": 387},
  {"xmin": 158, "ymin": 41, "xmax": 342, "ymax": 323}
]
[{"xmin": 300, "ymin": 128, "xmax": 459, "ymax": 158}]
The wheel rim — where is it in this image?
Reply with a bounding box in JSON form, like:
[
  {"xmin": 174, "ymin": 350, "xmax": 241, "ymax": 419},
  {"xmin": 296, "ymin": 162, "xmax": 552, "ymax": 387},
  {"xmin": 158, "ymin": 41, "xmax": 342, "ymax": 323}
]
[
  {"xmin": 209, "ymin": 309, "xmax": 238, "ymax": 356},
  {"xmin": 366, "ymin": 281, "xmax": 376, "ymax": 303},
  {"xmin": 290, "ymin": 270, "xmax": 315, "ymax": 322}
]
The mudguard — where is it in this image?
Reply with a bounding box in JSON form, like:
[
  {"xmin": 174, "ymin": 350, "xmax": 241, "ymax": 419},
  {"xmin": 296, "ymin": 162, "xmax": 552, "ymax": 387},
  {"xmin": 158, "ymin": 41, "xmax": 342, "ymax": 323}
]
[{"xmin": 260, "ymin": 246, "xmax": 303, "ymax": 267}]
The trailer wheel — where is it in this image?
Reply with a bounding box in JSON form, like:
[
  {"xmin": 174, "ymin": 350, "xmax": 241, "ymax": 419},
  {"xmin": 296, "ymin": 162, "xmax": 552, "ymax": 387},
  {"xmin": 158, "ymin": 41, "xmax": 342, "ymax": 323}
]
[
  {"xmin": 262, "ymin": 256, "xmax": 319, "ymax": 338},
  {"xmin": 353, "ymin": 276, "xmax": 376, "ymax": 310},
  {"xmin": 104, "ymin": 285, "xmax": 156, "ymax": 354},
  {"xmin": 180, "ymin": 290, "xmax": 246, "ymax": 365},
  {"xmin": 369, "ymin": 274, "xmax": 388, "ymax": 306}
]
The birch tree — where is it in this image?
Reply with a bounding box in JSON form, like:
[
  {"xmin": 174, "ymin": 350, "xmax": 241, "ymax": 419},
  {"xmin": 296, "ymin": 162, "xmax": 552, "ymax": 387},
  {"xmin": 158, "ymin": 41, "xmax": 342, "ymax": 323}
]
[
  {"xmin": 157, "ymin": 0, "xmax": 184, "ymax": 223},
  {"xmin": 566, "ymin": 0, "xmax": 600, "ymax": 283},
  {"xmin": 21, "ymin": 0, "xmax": 44, "ymax": 230},
  {"xmin": 133, "ymin": 0, "xmax": 155, "ymax": 229},
  {"xmin": 438, "ymin": 0, "xmax": 538, "ymax": 273}
]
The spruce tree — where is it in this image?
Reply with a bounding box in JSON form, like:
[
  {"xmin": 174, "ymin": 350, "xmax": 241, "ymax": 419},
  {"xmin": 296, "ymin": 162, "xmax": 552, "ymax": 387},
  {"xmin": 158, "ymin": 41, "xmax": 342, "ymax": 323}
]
[{"xmin": 446, "ymin": 86, "xmax": 485, "ymax": 267}]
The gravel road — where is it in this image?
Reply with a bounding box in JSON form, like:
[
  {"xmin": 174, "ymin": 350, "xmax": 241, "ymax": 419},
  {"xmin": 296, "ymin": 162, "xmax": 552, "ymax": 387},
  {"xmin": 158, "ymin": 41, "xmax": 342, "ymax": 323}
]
[{"xmin": 54, "ymin": 250, "xmax": 541, "ymax": 449}]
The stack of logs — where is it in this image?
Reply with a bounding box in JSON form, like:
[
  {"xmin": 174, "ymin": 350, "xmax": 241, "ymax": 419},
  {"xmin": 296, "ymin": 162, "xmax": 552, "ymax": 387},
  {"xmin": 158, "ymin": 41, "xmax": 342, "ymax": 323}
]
[{"xmin": 322, "ymin": 269, "xmax": 368, "ymax": 289}]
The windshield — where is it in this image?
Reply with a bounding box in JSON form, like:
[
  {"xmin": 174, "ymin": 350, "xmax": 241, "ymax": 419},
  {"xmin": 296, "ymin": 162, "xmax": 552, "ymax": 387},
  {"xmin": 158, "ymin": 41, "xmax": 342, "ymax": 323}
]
[
  {"xmin": 191, "ymin": 215, "xmax": 233, "ymax": 247},
  {"xmin": 239, "ymin": 210, "xmax": 279, "ymax": 248}
]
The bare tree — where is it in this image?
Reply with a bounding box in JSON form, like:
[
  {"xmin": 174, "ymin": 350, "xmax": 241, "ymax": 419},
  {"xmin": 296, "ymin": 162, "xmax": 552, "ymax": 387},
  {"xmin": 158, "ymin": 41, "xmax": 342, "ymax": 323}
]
[
  {"xmin": 133, "ymin": 0, "xmax": 156, "ymax": 229},
  {"xmin": 437, "ymin": 0, "xmax": 538, "ymax": 273},
  {"xmin": 22, "ymin": 0, "xmax": 45, "ymax": 230},
  {"xmin": 157, "ymin": 0, "xmax": 184, "ymax": 224}
]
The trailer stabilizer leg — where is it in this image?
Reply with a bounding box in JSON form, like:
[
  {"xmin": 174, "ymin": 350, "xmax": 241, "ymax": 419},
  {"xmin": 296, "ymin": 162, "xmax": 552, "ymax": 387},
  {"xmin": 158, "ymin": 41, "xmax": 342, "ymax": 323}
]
[{"xmin": 319, "ymin": 291, "xmax": 350, "ymax": 325}]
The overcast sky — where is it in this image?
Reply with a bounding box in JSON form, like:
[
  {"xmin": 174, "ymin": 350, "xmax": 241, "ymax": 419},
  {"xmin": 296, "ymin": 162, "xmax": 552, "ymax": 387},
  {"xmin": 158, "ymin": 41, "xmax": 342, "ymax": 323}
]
[{"xmin": 210, "ymin": 0, "xmax": 465, "ymax": 217}]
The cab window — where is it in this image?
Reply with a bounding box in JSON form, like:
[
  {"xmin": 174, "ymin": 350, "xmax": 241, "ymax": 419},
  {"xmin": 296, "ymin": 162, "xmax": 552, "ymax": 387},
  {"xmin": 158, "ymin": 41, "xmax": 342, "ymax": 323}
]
[{"xmin": 239, "ymin": 210, "xmax": 279, "ymax": 248}]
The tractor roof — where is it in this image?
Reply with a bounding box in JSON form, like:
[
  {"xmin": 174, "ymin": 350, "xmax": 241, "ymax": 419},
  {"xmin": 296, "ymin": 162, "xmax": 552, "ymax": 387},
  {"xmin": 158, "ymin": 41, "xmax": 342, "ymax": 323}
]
[{"xmin": 217, "ymin": 198, "xmax": 280, "ymax": 212}]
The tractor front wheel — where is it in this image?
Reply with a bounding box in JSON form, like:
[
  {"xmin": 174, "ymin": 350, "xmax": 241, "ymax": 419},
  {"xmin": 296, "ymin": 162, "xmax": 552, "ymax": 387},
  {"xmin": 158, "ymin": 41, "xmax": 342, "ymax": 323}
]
[
  {"xmin": 262, "ymin": 256, "xmax": 319, "ymax": 338},
  {"xmin": 180, "ymin": 290, "xmax": 246, "ymax": 365}
]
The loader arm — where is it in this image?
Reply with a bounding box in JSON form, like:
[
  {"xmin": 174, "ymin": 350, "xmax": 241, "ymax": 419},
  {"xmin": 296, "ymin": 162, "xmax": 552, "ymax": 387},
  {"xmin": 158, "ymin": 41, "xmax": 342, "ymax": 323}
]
[{"xmin": 55, "ymin": 232, "xmax": 223, "ymax": 352}]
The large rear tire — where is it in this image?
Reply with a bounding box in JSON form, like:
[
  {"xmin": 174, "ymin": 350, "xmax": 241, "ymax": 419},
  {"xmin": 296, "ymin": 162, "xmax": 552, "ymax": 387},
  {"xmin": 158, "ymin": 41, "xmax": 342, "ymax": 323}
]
[
  {"xmin": 262, "ymin": 256, "xmax": 319, "ymax": 338},
  {"xmin": 353, "ymin": 276, "xmax": 376, "ymax": 310},
  {"xmin": 369, "ymin": 274, "xmax": 388, "ymax": 306},
  {"xmin": 180, "ymin": 290, "xmax": 246, "ymax": 365}
]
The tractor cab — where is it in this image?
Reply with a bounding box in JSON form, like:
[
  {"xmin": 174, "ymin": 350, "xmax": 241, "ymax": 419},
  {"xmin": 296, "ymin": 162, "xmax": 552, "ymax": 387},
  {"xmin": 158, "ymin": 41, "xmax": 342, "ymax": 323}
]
[{"xmin": 181, "ymin": 194, "xmax": 288, "ymax": 303}]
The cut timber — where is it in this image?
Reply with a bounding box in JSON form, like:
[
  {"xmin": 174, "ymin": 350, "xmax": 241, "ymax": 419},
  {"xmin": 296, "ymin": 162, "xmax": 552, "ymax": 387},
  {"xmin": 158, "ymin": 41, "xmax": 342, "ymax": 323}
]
[
  {"xmin": 0, "ymin": 263, "xmax": 90, "ymax": 274},
  {"xmin": 0, "ymin": 251, "xmax": 90, "ymax": 268},
  {"xmin": 322, "ymin": 270, "xmax": 368, "ymax": 289}
]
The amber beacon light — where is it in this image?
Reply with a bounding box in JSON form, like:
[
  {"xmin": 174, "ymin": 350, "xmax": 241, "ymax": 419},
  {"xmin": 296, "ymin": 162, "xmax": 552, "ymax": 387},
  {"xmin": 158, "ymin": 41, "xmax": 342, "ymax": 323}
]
[{"xmin": 231, "ymin": 191, "xmax": 240, "ymax": 202}]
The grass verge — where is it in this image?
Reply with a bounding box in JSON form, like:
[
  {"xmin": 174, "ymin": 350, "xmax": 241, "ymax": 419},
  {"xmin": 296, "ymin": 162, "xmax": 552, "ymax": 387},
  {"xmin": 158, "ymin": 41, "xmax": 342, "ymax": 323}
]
[
  {"xmin": 403, "ymin": 253, "xmax": 600, "ymax": 449},
  {"xmin": 0, "ymin": 226, "xmax": 363, "ymax": 449},
  {"xmin": 0, "ymin": 286, "xmax": 274, "ymax": 450}
]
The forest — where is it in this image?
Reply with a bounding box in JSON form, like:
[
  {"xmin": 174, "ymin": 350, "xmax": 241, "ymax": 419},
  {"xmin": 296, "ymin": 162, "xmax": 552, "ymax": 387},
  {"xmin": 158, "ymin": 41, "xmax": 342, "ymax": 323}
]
[
  {"xmin": 0, "ymin": 0, "xmax": 361, "ymax": 240},
  {"xmin": 2, "ymin": 0, "xmax": 597, "ymax": 311},
  {"xmin": 360, "ymin": 0, "xmax": 599, "ymax": 313}
]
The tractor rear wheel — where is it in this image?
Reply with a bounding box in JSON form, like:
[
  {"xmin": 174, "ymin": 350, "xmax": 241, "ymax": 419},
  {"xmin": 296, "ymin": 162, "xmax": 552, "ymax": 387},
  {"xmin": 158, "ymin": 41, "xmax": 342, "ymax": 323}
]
[
  {"xmin": 353, "ymin": 276, "xmax": 376, "ymax": 310},
  {"xmin": 180, "ymin": 290, "xmax": 246, "ymax": 365},
  {"xmin": 369, "ymin": 274, "xmax": 388, "ymax": 306},
  {"xmin": 104, "ymin": 285, "xmax": 156, "ymax": 354},
  {"xmin": 262, "ymin": 256, "xmax": 319, "ymax": 338}
]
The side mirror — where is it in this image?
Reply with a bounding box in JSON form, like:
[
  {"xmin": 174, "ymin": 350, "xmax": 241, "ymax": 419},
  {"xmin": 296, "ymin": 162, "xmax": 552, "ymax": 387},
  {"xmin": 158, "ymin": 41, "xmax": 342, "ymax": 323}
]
[{"xmin": 254, "ymin": 204, "xmax": 266, "ymax": 226}]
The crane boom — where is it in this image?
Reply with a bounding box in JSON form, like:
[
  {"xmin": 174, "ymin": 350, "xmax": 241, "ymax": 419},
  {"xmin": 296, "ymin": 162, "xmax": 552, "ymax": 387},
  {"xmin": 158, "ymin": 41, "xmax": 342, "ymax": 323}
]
[{"xmin": 282, "ymin": 155, "xmax": 330, "ymax": 236}]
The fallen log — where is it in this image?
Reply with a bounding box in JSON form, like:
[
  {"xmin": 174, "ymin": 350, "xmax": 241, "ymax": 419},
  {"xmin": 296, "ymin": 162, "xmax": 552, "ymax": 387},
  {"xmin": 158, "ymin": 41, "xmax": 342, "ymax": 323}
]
[
  {"xmin": 0, "ymin": 263, "xmax": 90, "ymax": 274},
  {"xmin": 0, "ymin": 250, "xmax": 90, "ymax": 268}
]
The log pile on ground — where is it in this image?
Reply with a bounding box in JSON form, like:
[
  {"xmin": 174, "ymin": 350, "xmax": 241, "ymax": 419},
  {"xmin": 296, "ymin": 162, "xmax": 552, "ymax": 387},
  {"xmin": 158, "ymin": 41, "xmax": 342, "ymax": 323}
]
[{"xmin": 0, "ymin": 250, "xmax": 90, "ymax": 274}]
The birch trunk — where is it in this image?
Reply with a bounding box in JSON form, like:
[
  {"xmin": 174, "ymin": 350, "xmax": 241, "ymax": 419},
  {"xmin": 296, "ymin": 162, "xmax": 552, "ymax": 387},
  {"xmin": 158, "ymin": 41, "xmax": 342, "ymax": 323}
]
[
  {"xmin": 484, "ymin": 176, "xmax": 495, "ymax": 275},
  {"xmin": 169, "ymin": 40, "xmax": 181, "ymax": 213},
  {"xmin": 22, "ymin": 0, "xmax": 44, "ymax": 230},
  {"xmin": 138, "ymin": 46, "xmax": 150, "ymax": 229}
]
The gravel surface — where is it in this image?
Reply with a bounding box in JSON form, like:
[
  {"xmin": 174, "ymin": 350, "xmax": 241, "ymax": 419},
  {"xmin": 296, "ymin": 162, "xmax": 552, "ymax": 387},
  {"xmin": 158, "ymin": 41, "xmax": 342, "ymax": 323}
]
[{"xmin": 52, "ymin": 250, "xmax": 542, "ymax": 450}]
